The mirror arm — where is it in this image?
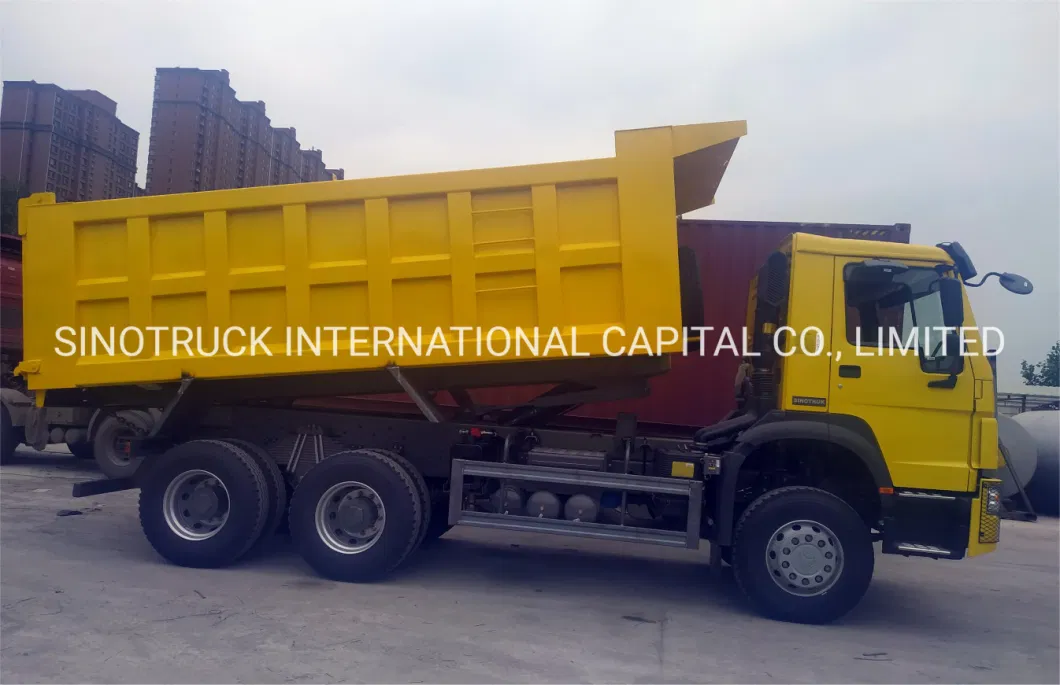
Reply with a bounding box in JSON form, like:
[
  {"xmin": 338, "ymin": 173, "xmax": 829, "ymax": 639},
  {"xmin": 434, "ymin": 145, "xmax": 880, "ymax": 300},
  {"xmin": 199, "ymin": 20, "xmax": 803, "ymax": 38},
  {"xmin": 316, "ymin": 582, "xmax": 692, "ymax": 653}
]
[{"xmin": 963, "ymin": 271, "xmax": 1002, "ymax": 288}]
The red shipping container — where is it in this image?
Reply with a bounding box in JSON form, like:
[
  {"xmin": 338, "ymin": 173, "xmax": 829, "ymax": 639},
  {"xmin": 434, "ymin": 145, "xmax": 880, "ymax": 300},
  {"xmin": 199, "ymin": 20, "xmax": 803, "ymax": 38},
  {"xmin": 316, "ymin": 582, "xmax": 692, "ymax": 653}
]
[
  {"xmin": 299, "ymin": 219, "xmax": 910, "ymax": 430},
  {"xmin": 1, "ymin": 235, "xmax": 23, "ymax": 360}
]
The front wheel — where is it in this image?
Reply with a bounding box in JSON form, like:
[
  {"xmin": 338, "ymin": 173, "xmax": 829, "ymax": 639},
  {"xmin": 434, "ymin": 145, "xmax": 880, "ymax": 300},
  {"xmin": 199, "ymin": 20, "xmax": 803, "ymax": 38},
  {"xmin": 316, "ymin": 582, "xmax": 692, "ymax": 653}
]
[{"xmin": 732, "ymin": 486, "xmax": 874, "ymax": 624}]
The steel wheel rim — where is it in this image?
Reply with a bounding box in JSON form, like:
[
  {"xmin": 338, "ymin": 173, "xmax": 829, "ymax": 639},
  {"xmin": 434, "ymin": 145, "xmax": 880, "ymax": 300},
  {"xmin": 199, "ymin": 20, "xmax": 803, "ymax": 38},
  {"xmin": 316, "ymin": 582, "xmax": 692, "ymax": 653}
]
[
  {"xmin": 315, "ymin": 481, "xmax": 386, "ymax": 555},
  {"xmin": 107, "ymin": 431, "xmax": 134, "ymax": 466},
  {"xmin": 162, "ymin": 469, "xmax": 230, "ymax": 541},
  {"xmin": 766, "ymin": 519, "xmax": 844, "ymax": 597}
]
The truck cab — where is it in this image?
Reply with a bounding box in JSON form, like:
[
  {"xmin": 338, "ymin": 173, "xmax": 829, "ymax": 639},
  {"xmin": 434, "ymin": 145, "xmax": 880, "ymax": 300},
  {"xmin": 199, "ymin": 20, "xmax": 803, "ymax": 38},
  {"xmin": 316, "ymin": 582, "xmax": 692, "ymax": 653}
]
[
  {"xmin": 643, "ymin": 232, "xmax": 1021, "ymax": 622},
  {"xmin": 725, "ymin": 233, "xmax": 1005, "ymax": 562}
]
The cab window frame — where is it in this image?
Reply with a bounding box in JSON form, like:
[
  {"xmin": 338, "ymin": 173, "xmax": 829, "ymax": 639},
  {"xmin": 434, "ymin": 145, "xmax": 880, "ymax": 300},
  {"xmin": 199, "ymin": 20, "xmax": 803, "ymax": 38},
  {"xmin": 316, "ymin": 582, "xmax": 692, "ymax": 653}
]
[{"xmin": 842, "ymin": 262, "xmax": 964, "ymax": 376}]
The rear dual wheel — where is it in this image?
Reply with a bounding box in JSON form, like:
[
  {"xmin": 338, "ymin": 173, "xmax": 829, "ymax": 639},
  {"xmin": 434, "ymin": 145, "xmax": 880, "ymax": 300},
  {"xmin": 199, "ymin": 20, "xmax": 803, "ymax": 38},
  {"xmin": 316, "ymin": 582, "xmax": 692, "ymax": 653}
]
[
  {"xmin": 288, "ymin": 449, "xmax": 424, "ymax": 582},
  {"xmin": 224, "ymin": 438, "xmax": 288, "ymax": 543},
  {"xmin": 139, "ymin": 439, "xmax": 272, "ymax": 568},
  {"xmin": 139, "ymin": 442, "xmax": 433, "ymax": 581}
]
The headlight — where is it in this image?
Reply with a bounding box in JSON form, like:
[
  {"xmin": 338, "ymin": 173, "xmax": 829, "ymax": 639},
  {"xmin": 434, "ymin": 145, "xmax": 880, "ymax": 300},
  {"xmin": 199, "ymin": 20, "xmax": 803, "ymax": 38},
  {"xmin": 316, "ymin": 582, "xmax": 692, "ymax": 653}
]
[{"xmin": 984, "ymin": 485, "xmax": 1002, "ymax": 515}]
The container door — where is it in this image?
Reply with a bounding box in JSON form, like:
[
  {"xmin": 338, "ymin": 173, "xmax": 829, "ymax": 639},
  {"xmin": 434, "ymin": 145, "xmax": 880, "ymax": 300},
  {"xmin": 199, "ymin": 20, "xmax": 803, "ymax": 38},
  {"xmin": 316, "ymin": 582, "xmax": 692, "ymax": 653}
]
[{"xmin": 828, "ymin": 257, "xmax": 975, "ymax": 492}]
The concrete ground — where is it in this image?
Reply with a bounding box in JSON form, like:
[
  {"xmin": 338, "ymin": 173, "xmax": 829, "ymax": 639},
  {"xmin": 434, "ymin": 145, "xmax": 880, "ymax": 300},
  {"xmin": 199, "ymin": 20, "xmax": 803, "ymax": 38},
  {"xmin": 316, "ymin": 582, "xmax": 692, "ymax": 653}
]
[{"xmin": 1, "ymin": 447, "xmax": 1057, "ymax": 684}]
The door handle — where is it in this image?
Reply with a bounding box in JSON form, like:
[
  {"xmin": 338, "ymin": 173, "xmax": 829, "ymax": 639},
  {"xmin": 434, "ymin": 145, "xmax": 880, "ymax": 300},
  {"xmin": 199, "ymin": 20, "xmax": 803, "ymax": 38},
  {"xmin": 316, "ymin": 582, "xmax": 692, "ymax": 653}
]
[
  {"xmin": 927, "ymin": 374, "xmax": 958, "ymax": 389},
  {"xmin": 838, "ymin": 365, "xmax": 861, "ymax": 378}
]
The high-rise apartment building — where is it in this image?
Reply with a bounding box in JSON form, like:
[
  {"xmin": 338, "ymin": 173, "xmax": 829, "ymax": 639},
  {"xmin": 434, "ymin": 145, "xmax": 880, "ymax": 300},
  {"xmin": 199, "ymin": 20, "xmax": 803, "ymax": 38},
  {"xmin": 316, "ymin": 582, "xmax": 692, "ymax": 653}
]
[
  {"xmin": 300, "ymin": 148, "xmax": 326, "ymax": 185},
  {"xmin": 0, "ymin": 81, "xmax": 139, "ymax": 202},
  {"xmin": 146, "ymin": 68, "xmax": 337, "ymax": 195}
]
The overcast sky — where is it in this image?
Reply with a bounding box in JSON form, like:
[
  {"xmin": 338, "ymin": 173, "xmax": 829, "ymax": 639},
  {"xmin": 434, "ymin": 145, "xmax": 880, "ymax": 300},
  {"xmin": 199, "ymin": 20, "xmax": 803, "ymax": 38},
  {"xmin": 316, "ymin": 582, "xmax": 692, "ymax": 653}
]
[{"xmin": 1, "ymin": 0, "xmax": 1057, "ymax": 392}]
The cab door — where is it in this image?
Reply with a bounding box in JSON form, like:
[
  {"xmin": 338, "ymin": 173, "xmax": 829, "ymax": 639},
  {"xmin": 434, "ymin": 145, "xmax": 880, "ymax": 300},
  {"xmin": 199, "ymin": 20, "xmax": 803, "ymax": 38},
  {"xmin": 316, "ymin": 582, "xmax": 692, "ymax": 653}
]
[{"xmin": 827, "ymin": 257, "xmax": 975, "ymax": 492}]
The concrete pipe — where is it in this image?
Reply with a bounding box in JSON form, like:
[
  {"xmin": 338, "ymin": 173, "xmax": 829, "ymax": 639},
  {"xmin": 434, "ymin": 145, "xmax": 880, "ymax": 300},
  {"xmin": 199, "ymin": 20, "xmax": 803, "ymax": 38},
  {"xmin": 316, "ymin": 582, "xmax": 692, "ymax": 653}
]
[
  {"xmin": 991, "ymin": 415, "xmax": 1039, "ymax": 499},
  {"xmin": 1015, "ymin": 410, "xmax": 1059, "ymax": 516}
]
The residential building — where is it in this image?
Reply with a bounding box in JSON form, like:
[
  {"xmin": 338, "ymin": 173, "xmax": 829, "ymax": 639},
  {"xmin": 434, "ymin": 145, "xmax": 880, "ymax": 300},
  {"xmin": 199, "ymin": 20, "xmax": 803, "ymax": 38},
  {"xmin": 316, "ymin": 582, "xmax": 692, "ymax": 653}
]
[
  {"xmin": 146, "ymin": 68, "xmax": 336, "ymax": 195},
  {"xmin": 300, "ymin": 148, "xmax": 327, "ymax": 183},
  {"xmin": 1, "ymin": 81, "xmax": 139, "ymax": 202}
]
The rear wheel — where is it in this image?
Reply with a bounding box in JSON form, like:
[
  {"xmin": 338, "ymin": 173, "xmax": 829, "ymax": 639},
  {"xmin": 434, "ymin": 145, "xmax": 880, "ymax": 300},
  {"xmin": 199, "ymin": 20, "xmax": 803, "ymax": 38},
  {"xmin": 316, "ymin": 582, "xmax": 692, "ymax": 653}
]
[
  {"xmin": 222, "ymin": 438, "xmax": 287, "ymax": 540},
  {"xmin": 289, "ymin": 450, "xmax": 422, "ymax": 582},
  {"xmin": 732, "ymin": 486, "xmax": 874, "ymax": 624},
  {"xmin": 139, "ymin": 440, "xmax": 269, "ymax": 568},
  {"xmin": 357, "ymin": 448, "xmax": 431, "ymax": 550},
  {"xmin": 93, "ymin": 411, "xmax": 151, "ymax": 478}
]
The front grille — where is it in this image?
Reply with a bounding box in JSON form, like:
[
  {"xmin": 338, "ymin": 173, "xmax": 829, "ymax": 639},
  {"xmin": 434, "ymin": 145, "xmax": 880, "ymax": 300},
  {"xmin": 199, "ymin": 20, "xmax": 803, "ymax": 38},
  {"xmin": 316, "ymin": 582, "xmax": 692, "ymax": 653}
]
[{"xmin": 979, "ymin": 481, "xmax": 1001, "ymax": 544}]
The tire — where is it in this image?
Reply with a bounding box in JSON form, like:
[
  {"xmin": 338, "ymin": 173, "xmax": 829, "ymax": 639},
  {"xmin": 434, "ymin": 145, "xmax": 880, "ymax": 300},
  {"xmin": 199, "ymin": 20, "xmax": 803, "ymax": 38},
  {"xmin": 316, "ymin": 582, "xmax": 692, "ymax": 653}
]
[
  {"xmin": 1, "ymin": 404, "xmax": 16, "ymax": 465},
  {"xmin": 357, "ymin": 448, "xmax": 431, "ymax": 551},
  {"xmin": 275, "ymin": 475, "xmax": 296, "ymax": 535},
  {"xmin": 93, "ymin": 411, "xmax": 151, "ymax": 478},
  {"xmin": 731, "ymin": 486, "xmax": 874, "ymax": 624},
  {"xmin": 289, "ymin": 450, "xmax": 422, "ymax": 582},
  {"xmin": 138, "ymin": 440, "xmax": 269, "ymax": 568},
  {"xmin": 223, "ymin": 438, "xmax": 287, "ymax": 540},
  {"xmin": 68, "ymin": 442, "xmax": 94, "ymax": 460}
]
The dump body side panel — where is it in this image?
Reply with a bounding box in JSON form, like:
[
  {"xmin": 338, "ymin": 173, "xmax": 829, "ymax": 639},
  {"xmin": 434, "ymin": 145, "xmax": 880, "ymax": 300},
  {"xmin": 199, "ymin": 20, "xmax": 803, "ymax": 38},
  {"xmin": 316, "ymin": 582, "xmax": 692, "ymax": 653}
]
[{"xmin": 19, "ymin": 123, "xmax": 747, "ymax": 391}]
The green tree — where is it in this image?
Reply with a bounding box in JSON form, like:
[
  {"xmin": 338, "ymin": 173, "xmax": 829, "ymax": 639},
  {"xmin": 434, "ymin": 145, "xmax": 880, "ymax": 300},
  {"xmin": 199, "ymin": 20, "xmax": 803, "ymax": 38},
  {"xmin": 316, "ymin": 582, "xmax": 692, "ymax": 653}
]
[
  {"xmin": 1, "ymin": 180, "xmax": 30, "ymax": 236},
  {"xmin": 1020, "ymin": 341, "xmax": 1060, "ymax": 387}
]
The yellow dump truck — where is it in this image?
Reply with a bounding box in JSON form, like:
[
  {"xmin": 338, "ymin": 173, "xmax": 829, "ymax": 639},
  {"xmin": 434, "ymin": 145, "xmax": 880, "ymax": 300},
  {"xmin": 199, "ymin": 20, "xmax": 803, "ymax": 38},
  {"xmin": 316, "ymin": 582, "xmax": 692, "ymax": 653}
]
[{"xmin": 4, "ymin": 121, "xmax": 1034, "ymax": 624}]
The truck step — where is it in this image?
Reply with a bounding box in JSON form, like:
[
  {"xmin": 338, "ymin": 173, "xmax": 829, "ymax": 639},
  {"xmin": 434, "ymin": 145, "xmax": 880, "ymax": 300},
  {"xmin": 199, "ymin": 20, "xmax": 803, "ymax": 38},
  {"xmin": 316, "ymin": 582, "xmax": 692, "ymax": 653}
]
[
  {"xmin": 456, "ymin": 510, "xmax": 692, "ymax": 548},
  {"xmin": 894, "ymin": 543, "xmax": 955, "ymax": 559}
]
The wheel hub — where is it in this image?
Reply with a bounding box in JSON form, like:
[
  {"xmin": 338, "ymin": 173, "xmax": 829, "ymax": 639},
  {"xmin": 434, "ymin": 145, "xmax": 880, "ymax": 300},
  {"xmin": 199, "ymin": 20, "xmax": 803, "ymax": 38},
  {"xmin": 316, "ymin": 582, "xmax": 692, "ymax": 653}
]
[
  {"xmin": 162, "ymin": 470, "xmax": 230, "ymax": 541},
  {"xmin": 766, "ymin": 520, "xmax": 843, "ymax": 597},
  {"xmin": 187, "ymin": 485, "xmax": 221, "ymax": 519},
  {"xmin": 316, "ymin": 482, "xmax": 386, "ymax": 555},
  {"xmin": 111, "ymin": 435, "xmax": 133, "ymax": 465},
  {"xmin": 336, "ymin": 493, "xmax": 379, "ymax": 534}
]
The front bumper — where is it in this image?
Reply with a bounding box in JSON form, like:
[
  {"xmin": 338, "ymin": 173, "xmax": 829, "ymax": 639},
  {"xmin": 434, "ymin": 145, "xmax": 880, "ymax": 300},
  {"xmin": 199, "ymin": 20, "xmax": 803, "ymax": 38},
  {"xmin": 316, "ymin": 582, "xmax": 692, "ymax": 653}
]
[{"xmin": 881, "ymin": 478, "xmax": 1002, "ymax": 560}]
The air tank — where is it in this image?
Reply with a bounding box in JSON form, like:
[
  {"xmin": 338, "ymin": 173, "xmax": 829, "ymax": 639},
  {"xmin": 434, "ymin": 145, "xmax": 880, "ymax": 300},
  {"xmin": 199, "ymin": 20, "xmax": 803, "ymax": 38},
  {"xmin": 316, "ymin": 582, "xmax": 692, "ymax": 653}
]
[
  {"xmin": 490, "ymin": 486, "xmax": 524, "ymax": 515},
  {"xmin": 526, "ymin": 491, "xmax": 562, "ymax": 519},
  {"xmin": 563, "ymin": 494, "xmax": 600, "ymax": 523},
  {"xmin": 1015, "ymin": 410, "xmax": 1059, "ymax": 516}
]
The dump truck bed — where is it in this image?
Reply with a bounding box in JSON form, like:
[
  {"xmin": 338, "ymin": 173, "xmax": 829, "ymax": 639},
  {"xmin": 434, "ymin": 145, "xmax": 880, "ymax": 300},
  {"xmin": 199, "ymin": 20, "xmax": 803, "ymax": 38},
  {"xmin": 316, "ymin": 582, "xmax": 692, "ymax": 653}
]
[{"xmin": 18, "ymin": 122, "xmax": 745, "ymax": 395}]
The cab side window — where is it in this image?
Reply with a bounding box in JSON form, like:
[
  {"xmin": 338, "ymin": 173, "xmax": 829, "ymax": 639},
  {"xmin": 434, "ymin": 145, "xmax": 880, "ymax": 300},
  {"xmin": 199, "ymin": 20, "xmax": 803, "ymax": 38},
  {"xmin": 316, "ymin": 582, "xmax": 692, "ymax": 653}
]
[{"xmin": 844, "ymin": 264, "xmax": 963, "ymax": 375}]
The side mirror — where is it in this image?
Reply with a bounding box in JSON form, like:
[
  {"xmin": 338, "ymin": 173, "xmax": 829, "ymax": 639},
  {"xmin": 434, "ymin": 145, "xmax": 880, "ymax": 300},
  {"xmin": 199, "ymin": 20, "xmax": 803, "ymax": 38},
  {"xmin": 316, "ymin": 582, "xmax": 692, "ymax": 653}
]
[
  {"xmin": 938, "ymin": 278, "xmax": 965, "ymax": 328},
  {"xmin": 999, "ymin": 273, "xmax": 1033, "ymax": 295}
]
